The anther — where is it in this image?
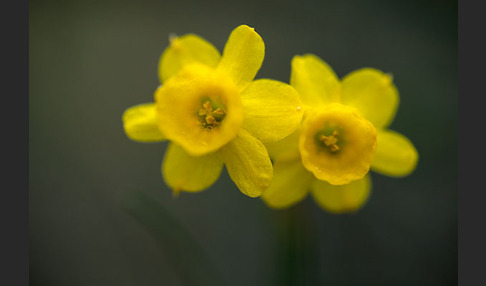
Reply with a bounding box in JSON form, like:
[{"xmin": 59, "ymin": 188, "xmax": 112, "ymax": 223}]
[
  {"xmin": 205, "ymin": 115, "xmax": 217, "ymax": 125},
  {"xmin": 212, "ymin": 108, "xmax": 225, "ymax": 115},
  {"xmin": 198, "ymin": 101, "xmax": 226, "ymax": 130},
  {"xmin": 329, "ymin": 144, "xmax": 340, "ymax": 152},
  {"xmin": 319, "ymin": 130, "xmax": 340, "ymax": 152}
]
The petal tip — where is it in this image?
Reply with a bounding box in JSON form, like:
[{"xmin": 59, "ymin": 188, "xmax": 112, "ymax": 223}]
[
  {"xmin": 172, "ymin": 188, "xmax": 181, "ymax": 197},
  {"xmin": 238, "ymin": 24, "xmax": 254, "ymax": 30}
]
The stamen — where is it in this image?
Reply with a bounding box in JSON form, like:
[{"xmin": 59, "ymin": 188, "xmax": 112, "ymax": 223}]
[
  {"xmin": 198, "ymin": 101, "xmax": 226, "ymax": 130},
  {"xmin": 202, "ymin": 101, "xmax": 212, "ymax": 112},
  {"xmin": 329, "ymin": 144, "xmax": 340, "ymax": 152},
  {"xmin": 205, "ymin": 115, "xmax": 217, "ymax": 125},
  {"xmin": 212, "ymin": 108, "xmax": 225, "ymax": 115},
  {"xmin": 319, "ymin": 130, "xmax": 340, "ymax": 152}
]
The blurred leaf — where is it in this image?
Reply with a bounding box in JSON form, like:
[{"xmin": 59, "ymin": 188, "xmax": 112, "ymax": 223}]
[{"xmin": 124, "ymin": 191, "xmax": 225, "ymax": 286}]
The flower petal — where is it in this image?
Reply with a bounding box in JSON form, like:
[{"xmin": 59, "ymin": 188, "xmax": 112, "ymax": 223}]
[
  {"xmin": 158, "ymin": 34, "xmax": 221, "ymax": 83},
  {"xmin": 311, "ymin": 174, "xmax": 371, "ymax": 214},
  {"xmin": 162, "ymin": 142, "xmax": 224, "ymax": 193},
  {"xmin": 240, "ymin": 79, "xmax": 303, "ymax": 142},
  {"xmin": 219, "ymin": 129, "xmax": 272, "ymax": 198},
  {"xmin": 261, "ymin": 158, "xmax": 314, "ymax": 209},
  {"xmin": 264, "ymin": 126, "xmax": 301, "ymax": 161},
  {"xmin": 341, "ymin": 68, "xmax": 399, "ymax": 128},
  {"xmin": 290, "ymin": 54, "xmax": 341, "ymax": 106},
  {"xmin": 371, "ymin": 129, "xmax": 418, "ymax": 177},
  {"xmin": 217, "ymin": 25, "xmax": 264, "ymax": 91},
  {"xmin": 122, "ymin": 103, "xmax": 166, "ymax": 142}
]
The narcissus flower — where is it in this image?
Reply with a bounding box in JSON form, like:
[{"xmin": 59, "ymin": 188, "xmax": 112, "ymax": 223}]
[
  {"xmin": 262, "ymin": 54, "xmax": 418, "ymax": 213},
  {"xmin": 122, "ymin": 25, "xmax": 303, "ymax": 198}
]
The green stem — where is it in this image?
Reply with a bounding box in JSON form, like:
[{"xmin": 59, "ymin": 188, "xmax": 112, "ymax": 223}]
[{"xmin": 275, "ymin": 200, "xmax": 319, "ymax": 286}]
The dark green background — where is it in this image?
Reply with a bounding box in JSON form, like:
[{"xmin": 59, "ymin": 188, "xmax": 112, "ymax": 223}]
[{"xmin": 29, "ymin": 0, "xmax": 457, "ymax": 285}]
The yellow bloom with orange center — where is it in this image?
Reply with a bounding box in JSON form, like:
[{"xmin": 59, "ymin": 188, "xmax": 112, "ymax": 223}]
[
  {"xmin": 122, "ymin": 25, "xmax": 303, "ymax": 198},
  {"xmin": 262, "ymin": 54, "xmax": 418, "ymax": 213}
]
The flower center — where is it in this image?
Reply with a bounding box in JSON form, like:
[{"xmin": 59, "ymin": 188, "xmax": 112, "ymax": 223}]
[
  {"xmin": 154, "ymin": 63, "xmax": 243, "ymax": 156},
  {"xmin": 299, "ymin": 103, "xmax": 377, "ymax": 185},
  {"xmin": 198, "ymin": 100, "xmax": 227, "ymax": 130},
  {"xmin": 319, "ymin": 130, "xmax": 340, "ymax": 152}
]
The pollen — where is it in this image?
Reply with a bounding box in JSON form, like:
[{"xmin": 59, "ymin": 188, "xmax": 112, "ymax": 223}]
[
  {"xmin": 198, "ymin": 101, "xmax": 227, "ymax": 129},
  {"xmin": 319, "ymin": 130, "xmax": 340, "ymax": 152}
]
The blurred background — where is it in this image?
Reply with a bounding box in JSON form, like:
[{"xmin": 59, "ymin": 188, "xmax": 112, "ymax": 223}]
[{"xmin": 29, "ymin": 0, "xmax": 457, "ymax": 285}]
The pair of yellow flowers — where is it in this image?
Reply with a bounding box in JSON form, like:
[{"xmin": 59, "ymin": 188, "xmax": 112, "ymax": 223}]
[{"xmin": 122, "ymin": 25, "xmax": 418, "ymax": 214}]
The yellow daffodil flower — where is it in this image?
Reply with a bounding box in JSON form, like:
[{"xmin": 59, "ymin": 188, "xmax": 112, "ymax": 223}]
[
  {"xmin": 262, "ymin": 54, "xmax": 418, "ymax": 213},
  {"xmin": 122, "ymin": 25, "xmax": 303, "ymax": 198}
]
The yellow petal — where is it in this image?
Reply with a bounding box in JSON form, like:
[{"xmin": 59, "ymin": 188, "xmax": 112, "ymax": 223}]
[
  {"xmin": 290, "ymin": 54, "xmax": 341, "ymax": 106},
  {"xmin": 217, "ymin": 25, "xmax": 264, "ymax": 91},
  {"xmin": 220, "ymin": 129, "xmax": 272, "ymax": 198},
  {"xmin": 162, "ymin": 142, "xmax": 223, "ymax": 193},
  {"xmin": 299, "ymin": 104, "xmax": 377, "ymax": 185},
  {"xmin": 158, "ymin": 34, "xmax": 221, "ymax": 83},
  {"xmin": 311, "ymin": 174, "xmax": 371, "ymax": 214},
  {"xmin": 261, "ymin": 158, "xmax": 314, "ymax": 209},
  {"xmin": 122, "ymin": 103, "xmax": 166, "ymax": 142},
  {"xmin": 264, "ymin": 126, "xmax": 301, "ymax": 161},
  {"xmin": 371, "ymin": 129, "xmax": 418, "ymax": 177},
  {"xmin": 341, "ymin": 68, "xmax": 399, "ymax": 128},
  {"xmin": 240, "ymin": 79, "xmax": 303, "ymax": 142},
  {"xmin": 155, "ymin": 64, "xmax": 243, "ymax": 156}
]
